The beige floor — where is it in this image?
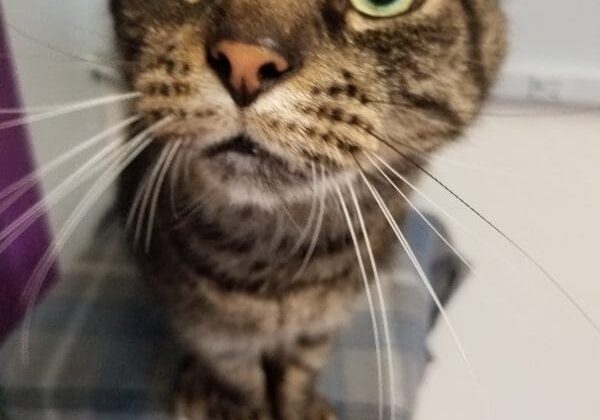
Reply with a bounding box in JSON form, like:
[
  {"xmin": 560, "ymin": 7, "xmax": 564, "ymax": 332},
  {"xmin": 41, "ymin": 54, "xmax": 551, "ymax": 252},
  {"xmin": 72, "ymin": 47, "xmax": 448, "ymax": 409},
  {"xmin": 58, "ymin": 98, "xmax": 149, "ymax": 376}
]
[{"xmin": 413, "ymin": 102, "xmax": 600, "ymax": 420}]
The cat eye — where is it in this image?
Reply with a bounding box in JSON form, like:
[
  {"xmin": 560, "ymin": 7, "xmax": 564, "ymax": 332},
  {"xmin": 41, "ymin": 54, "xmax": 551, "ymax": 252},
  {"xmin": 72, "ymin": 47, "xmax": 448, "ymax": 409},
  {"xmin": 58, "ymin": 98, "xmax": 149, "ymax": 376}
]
[{"xmin": 349, "ymin": 0, "xmax": 415, "ymax": 18}]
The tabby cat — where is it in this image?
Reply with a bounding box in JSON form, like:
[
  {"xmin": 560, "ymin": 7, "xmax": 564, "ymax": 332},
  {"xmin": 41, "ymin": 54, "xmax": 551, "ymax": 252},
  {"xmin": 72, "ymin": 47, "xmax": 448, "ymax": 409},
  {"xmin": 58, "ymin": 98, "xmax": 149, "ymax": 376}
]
[{"xmin": 110, "ymin": 0, "xmax": 506, "ymax": 418}]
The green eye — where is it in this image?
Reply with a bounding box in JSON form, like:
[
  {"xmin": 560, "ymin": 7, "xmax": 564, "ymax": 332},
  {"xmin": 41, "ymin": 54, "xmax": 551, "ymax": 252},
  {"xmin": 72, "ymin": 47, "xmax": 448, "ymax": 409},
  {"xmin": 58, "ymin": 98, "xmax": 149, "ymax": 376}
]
[{"xmin": 349, "ymin": 0, "xmax": 415, "ymax": 17}]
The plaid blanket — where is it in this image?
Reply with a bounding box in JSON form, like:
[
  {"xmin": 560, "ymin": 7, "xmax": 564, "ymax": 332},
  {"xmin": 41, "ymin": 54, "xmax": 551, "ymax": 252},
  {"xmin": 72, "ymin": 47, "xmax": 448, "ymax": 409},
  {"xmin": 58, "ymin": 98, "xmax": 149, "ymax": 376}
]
[{"xmin": 0, "ymin": 210, "xmax": 463, "ymax": 420}]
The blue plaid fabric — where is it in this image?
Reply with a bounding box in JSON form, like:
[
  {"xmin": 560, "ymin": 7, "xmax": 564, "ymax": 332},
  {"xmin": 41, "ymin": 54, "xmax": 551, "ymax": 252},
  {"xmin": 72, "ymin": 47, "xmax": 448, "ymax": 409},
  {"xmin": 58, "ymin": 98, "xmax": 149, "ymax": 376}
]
[{"xmin": 0, "ymin": 211, "xmax": 463, "ymax": 420}]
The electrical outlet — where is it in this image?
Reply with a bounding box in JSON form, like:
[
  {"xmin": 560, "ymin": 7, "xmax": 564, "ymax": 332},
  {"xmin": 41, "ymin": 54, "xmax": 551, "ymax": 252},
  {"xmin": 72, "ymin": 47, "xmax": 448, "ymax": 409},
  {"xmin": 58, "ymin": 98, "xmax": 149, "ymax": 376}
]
[{"xmin": 526, "ymin": 76, "xmax": 564, "ymax": 103}]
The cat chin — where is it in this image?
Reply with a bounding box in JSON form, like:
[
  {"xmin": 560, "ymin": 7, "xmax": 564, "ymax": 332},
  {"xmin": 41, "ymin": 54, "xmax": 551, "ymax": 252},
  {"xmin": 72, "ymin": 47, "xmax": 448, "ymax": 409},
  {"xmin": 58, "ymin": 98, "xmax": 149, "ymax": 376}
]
[
  {"xmin": 207, "ymin": 169, "xmax": 312, "ymax": 210},
  {"xmin": 214, "ymin": 169, "xmax": 359, "ymax": 210},
  {"xmin": 186, "ymin": 141, "xmax": 360, "ymax": 209},
  {"xmin": 223, "ymin": 185, "xmax": 305, "ymax": 210}
]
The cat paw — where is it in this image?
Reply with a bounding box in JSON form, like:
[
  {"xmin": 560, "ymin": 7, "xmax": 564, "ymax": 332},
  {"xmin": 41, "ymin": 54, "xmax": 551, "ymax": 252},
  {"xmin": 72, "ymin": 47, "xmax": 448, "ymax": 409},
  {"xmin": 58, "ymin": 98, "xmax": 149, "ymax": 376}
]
[
  {"xmin": 304, "ymin": 395, "xmax": 338, "ymax": 420},
  {"xmin": 174, "ymin": 393, "xmax": 269, "ymax": 420},
  {"xmin": 173, "ymin": 356, "xmax": 271, "ymax": 420}
]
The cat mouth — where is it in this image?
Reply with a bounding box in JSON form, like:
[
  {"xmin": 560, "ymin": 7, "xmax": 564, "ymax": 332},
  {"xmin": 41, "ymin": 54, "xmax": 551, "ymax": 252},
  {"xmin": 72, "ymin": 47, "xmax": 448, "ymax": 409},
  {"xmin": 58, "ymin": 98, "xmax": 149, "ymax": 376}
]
[
  {"xmin": 199, "ymin": 133, "xmax": 311, "ymax": 190},
  {"xmin": 205, "ymin": 135, "xmax": 267, "ymax": 158}
]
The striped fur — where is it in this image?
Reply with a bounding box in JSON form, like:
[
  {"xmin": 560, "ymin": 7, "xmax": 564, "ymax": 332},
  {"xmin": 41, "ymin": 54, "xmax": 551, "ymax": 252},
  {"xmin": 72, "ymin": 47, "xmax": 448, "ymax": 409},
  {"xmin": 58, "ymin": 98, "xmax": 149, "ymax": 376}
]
[{"xmin": 112, "ymin": 0, "xmax": 506, "ymax": 418}]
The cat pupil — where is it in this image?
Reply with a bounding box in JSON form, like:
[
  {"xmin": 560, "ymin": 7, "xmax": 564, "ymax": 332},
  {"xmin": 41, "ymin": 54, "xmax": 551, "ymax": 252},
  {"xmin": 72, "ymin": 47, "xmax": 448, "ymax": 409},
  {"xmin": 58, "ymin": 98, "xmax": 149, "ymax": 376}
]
[{"xmin": 370, "ymin": 0, "xmax": 398, "ymax": 4}]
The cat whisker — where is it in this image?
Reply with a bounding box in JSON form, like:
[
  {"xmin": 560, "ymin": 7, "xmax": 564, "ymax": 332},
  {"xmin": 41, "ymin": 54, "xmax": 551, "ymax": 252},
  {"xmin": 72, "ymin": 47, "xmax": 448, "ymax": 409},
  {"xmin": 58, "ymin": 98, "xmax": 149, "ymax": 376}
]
[
  {"xmin": 15, "ymin": 136, "xmax": 150, "ymax": 304},
  {"xmin": 0, "ymin": 92, "xmax": 141, "ymax": 132},
  {"xmin": 19, "ymin": 121, "xmax": 161, "ymax": 362},
  {"xmin": 0, "ymin": 116, "xmax": 140, "ymax": 215},
  {"xmin": 0, "ymin": 137, "xmax": 128, "ymax": 255},
  {"xmin": 333, "ymin": 181, "xmax": 384, "ymax": 420},
  {"xmin": 364, "ymin": 97, "xmax": 600, "ymax": 119},
  {"xmin": 371, "ymin": 152, "xmax": 501, "ymax": 248},
  {"xmin": 291, "ymin": 166, "xmax": 327, "ymax": 281},
  {"xmin": 126, "ymin": 168, "xmax": 152, "ymax": 233},
  {"xmin": 366, "ymin": 153, "xmax": 473, "ymax": 271},
  {"xmin": 7, "ymin": 22, "xmax": 123, "ymax": 72},
  {"xmin": 369, "ymin": 152, "xmax": 552, "ymax": 341},
  {"xmin": 0, "ymin": 106, "xmax": 60, "ymax": 115},
  {"xmin": 428, "ymin": 155, "xmax": 516, "ymax": 180},
  {"xmin": 307, "ymin": 78, "xmax": 599, "ymax": 125},
  {"xmin": 0, "ymin": 93, "xmax": 139, "ymax": 115},
  {"xmin": 145, "ymin": 140, "xmax": 183, "ymax": 253},
  {"xmin": 428, "ymin": 155, "xmax": 586, "ymax": 194},
  {"xmin": 357, "ymin": 167, "xmax": 492, "ymax": 420},
  {"xmin": 17, "ymin": 129, "xmax": 150, "ymax": 301},
  {"xmin": 281, "ymin": 202, "xmax": 302, "ymax": 234},
  {"xmin": 289, "ymin": 163, "xmax": 319, "ymax": 256},
  {"xmin": 347, "ymin": 103, "xmax": 590, "ymax": 189},
  {"xmin": 166, "ymin": 151, "xmax": 196, "ymax": 222},
  {"xmin": 169, "ymin": 144, "xmax": 187, "ymax": 217},
  {"xmin": 334, "ymin": 183, "xmax": 384, "ymax": 420},
  {"xmin": 268, "ymin": 186, "xmax": 303, "ymax": 236},
  {"xmin": 268, "ymin": 211, "xmax": 287, "ymax": 253},
  {"xmin": 134, "ymin": 144, "xmax": 173, "ymax": 250},
  {"xmin": 346, "ymin": 179, "xmax": 396, "ymax": 420},
  {"xmin": 368, "ymin": 128, "xmax": 600, "ymax": 337}
]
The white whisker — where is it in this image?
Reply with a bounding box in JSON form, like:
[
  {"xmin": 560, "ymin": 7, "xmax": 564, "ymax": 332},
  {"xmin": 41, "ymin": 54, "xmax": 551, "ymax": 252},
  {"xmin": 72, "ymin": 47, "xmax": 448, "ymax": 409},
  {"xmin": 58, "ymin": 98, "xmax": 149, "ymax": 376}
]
[
  {"xmin": 0, "ymin": 116, "xmax": 140, "ymax": 214},
  {"xmin": 367, "ymin": 154, "xmax": 473, "ymax": 271},
  {"xmin": 377, "ymin": 142, "xmax": 600, "ymax": 337},
  {"xmin": 290, "ymin": 163, "xmax": 319, "ymax": 255},
  {"xmin": 0, "ymin": 93, "xmax": 137, "ymax": 115},
  {"xmin": 145, "ymin": 140, "xmax": 183, "ymax": 253},
  {"xmin": 267, "ymin": 210, "xmax": 286, "ymax": 252},
  {"xmin": 369, "ymin": 152, "xmax": 564, "ymax": 332},
  {"xmin": 372, "ymin": 152, "xmax": 508, "ymax": 260},
  {"xmin": 0, "ymin": 106, "xmax": 59, "ymax": 115},
  {"xmin": 169, "ymin": 145, "xmax": 186, "ymax": 217},
  {"xmin": 282, "ymin": 202, "xmax": 302, "ymax": 234},
  {"xmin": 19, "ymin": 122, "xmax": 160, "ymax": 362},
  {"xmin": 126, "ymin": 168, "xmax": 153, "ymax": 233},
  {"xmin": 346, "ymin": 179, "xmax": 395, "ymax": 420},
  {"xmin": 291, "ymin": 166, "xmax": 327, "ymax": 281},
  {"xmin": 7, "ymin": 22, "xmax": 120, "ymax": 73},
  {"xmin": 0, "ymin": 92, "xmax": 141, "ymax": 131},
  {"xmin": 0, "ymin": 138, "xmax": 127, "ymax": 255},
  {"xmin": 17, "ymin": 118, "xmax": 172, "ymax": 302},
  {"xmin": 334, "ymin": 182, "xmax": 384, "ymax": 420},
  {"xmin": 358, "ymin": 170, "xmax": 492, "ymax": 420},
  {"xmin": 430, "ymin": 155, "xmax": 515, "ymax": 180},
  {"xmin": 134, "ymin": 144, "xmax": 172, "ymax": 249}
]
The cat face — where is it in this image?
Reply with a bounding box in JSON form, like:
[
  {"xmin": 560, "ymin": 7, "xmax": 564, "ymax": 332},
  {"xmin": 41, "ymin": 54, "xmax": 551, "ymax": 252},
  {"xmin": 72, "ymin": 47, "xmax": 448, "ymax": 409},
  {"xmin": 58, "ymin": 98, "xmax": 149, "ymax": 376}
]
[{"xmin": 112, "ymin": 0, "xmax": 506, "ymax": 205}]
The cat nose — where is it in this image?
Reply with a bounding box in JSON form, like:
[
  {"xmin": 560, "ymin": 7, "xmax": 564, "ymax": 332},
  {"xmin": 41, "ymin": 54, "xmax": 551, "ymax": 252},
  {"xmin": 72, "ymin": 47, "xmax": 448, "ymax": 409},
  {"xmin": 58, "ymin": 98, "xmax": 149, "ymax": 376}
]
[{"xmin": 208, "ymin": 40, "xmax": 291, "ymax": 107}]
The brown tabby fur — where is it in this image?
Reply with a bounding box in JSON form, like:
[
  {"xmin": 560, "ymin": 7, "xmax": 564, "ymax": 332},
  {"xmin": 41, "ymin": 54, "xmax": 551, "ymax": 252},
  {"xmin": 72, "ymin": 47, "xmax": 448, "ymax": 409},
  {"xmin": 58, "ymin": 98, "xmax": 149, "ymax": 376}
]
[{"xmin": 111, "ymin": 0, "xmax": 506, "ymax": 418}]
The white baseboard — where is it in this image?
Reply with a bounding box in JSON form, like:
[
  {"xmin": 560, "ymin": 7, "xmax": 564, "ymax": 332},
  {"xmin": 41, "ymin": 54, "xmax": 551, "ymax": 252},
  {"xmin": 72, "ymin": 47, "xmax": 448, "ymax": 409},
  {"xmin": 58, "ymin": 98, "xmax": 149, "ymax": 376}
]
[{"xmin": 492, "ymin": 67, "xmax": 600, "ymax": 106}]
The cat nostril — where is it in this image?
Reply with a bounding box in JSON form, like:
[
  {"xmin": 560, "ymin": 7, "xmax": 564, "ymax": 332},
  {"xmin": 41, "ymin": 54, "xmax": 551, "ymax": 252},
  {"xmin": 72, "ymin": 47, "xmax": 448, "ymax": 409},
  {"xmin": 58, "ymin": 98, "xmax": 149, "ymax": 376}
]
[
  {"xmin": 258, "ymin": 62, "xmax": 286, "ymax": 82},
  {"xmin": 208, "ymin": 51, "xmax": 232, "ymax": 80}
]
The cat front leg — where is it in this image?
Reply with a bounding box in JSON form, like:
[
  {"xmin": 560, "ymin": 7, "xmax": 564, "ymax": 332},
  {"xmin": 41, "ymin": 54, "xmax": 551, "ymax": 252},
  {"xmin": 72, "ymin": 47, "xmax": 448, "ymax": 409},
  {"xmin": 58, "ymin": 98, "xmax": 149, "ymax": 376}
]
[
  {"xmin": 173, "ymin": 349, "xmax": 271, "ymax": 420},
  {"xmin": 264, "ymin": 333, "xmax": 337, "ymax": 420}
]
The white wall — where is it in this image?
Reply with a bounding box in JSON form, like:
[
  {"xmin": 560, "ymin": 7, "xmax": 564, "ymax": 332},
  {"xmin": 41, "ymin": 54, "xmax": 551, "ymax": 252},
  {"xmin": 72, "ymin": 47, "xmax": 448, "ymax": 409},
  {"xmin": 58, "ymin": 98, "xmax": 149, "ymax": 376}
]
[
  {"xmin": 414, "ymin": 105, "xmax": 600, "ymax": 420},
  {"xmin": 4, "ymin": 0, "xmax": 124, "ymax": 268},
  {"xmin": 496, "ymin": 0, "xmax": 600, "ymax": 103}
]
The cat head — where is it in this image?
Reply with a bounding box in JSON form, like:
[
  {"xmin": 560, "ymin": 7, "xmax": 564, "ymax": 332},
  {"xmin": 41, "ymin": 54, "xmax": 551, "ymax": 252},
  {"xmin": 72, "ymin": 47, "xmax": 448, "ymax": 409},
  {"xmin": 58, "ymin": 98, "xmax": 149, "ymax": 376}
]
[{"xmin": 112, "ymin": 0, "xmax": 506, "ymax": 206}]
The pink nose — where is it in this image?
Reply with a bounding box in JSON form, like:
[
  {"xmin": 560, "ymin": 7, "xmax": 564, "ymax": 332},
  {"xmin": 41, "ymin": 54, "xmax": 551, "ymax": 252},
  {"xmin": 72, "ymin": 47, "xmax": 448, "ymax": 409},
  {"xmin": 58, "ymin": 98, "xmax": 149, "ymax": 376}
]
[{"xmin": 209, "ymin": 40, "xmax": 290, "ymax": 106}]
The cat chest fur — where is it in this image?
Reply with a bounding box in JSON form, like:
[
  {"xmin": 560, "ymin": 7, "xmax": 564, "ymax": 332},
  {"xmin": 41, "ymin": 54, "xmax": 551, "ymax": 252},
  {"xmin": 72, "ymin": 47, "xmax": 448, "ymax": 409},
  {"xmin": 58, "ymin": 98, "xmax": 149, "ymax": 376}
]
[{"xmin": 136, "ymin": 182, "xmax": 402, "ymax": 343}]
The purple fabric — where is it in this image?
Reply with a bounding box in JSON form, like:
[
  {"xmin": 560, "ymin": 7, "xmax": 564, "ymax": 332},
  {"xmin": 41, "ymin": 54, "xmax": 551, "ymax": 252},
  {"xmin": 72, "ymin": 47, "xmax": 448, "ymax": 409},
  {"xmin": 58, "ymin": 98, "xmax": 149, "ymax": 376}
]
[{"xmin": 0, "ymin": 12, "xmax": 56, "ymax": 340}]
